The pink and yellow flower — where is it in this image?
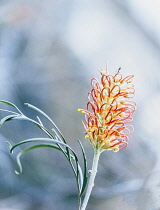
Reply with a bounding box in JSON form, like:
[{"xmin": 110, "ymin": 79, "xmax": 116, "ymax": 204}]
[{"xmin": 78, "ymin": 68, "xmax": 136, "ymax": 152}]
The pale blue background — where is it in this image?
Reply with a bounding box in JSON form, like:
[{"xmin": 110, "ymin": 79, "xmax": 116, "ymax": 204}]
[{"xmin": 0, "ymin": 1, "xmax": 159, "ymax": 209}]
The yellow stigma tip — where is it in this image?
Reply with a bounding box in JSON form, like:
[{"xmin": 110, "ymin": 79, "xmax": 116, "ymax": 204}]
[
  {"xmin": 78, "ymin": 109, "xmax": 81, "ymax": 111},
  {"xmin": 85, "ymin": 135, "xmax": 90, "ymax": 139},
  {"xmin": 113, "ymin": 148, "xmax": 119, "ymax": 152}
]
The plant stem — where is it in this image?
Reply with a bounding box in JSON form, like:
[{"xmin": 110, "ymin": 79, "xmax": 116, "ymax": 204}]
[{"xmin": 81, "ymin": 149, "xmax": 101, "ymax": 210}]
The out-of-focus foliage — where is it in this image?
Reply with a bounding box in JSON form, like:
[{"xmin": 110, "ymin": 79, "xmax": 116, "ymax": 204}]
[{"xmin": 0, "ymin": 0, "xmax": 160, "ymax": 209}]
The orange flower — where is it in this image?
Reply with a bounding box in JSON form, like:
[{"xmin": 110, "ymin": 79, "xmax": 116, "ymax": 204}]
[{"xmin": 78, "ymin": 68, "xmax": 136, "ymax": 152}]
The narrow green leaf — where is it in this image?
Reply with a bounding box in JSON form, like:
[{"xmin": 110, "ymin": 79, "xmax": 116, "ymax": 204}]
[
  {"xmin": 6, "ymin": 141, "xmax": 12, "ymax": 150},
  {"xmin": 78, "ymin": 140, "xmax": 88, "ymax": 196},
  {"xmin": 15, "ymin": 117, "xmax": 66, "ymax": 156},
  {"xmin": 15, "ymin": 152, "xmax": 22, "ymax": 174},
  {"xmin": 0, "ymin": 100, "xmax": 23, "ymax": 114},
  {"xmin": 24, "ymin": 103, "xmax": 59, "ymax": 131},
  {"xmin": 10, "ymin": 136, "xmax": 80, "ymax": 177},
  {"xmin": 25, "ymin": 103, "xmax": 66, "ymax": 143},
  {"xmin": 37, "ymin": 116, "xmax": 43, "ymax": 127},
  {"xmin": 10, "ymin": 136, "xmax": 83, "ymax": 197},
  {"xmin": 78, "ymin": 163, "xmax": 83, "ymax": 191},
  {"xmin": 0, "ymin": 109, "xmax": 18, "ymax": 115},
  {"xmin": 10, "ymin": 137, "xmax": 83, "ymax": 193},
  {"xmin": 2, "ymin": 114, "xmax": 55, "ymax": 140},
  {"xmin": 0, "ymin": 114, "xmax": 19, "ymax": 126},
  {"xmin": 10, "ymin": 138, "xmax": 72, "ymax": 153},
  {"xmin": 67, "ymin": 149, "xmax": 83, "ymax": 195},
  {"xmin": 1, "ymin": 113, "xmax": 70, "ymax": 172},
  {"xmin": 25, "ymin": 103, "xmax": 70, "ymax": 160},
  {"xmin": 15, "ymin": 144, "xmax": 62, "ymax": 174}
]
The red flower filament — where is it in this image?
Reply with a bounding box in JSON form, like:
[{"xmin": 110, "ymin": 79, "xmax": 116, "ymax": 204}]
[{"xmin": 78, "ymin": 69, "xmax": 136, "ymax": 152}]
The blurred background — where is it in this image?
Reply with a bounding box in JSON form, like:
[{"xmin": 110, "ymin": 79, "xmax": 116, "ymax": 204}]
[{"xmin": 0, "ymin": 0, "xmax": 160, "ymax": 209}]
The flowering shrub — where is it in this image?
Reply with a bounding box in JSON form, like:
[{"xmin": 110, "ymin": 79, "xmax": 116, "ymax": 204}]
[{"xmin": 0, "ymin": 66, "xmax": 136, "ymax": 210}]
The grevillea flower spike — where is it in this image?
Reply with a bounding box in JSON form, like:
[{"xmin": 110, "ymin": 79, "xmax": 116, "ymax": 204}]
[
  {"xmin": 79, "ymin": 67, "xmax": 136, "ymax": 210},
  {"xmin": 78, "ymin": 67, "xmax": 136, "ymax": 152}
]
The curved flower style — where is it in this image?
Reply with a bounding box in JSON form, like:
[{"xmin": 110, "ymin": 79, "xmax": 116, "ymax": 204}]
[{"xmin": 78, "ymin": 68, "xmax": 136, "ymax": 152}]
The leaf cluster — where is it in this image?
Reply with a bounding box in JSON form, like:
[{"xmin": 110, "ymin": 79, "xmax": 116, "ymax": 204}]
[{"xmin": 0, "ymin": 100, "xmax": 88, "ymax": 207}]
